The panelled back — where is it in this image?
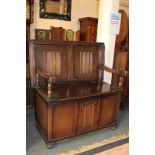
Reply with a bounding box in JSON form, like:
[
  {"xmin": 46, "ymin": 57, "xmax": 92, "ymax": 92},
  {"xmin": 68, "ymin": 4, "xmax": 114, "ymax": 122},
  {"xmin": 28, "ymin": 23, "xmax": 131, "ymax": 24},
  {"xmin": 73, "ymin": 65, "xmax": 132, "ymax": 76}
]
[
  {"xmin": 30, "ymin": 41, "xmax": 105, "ymax": 87},
  {"xmin": 35, "ymin": 45, "xmax": 68, "ymax": 80},
  {"xmin": 73, "ymin": 45, "xmax": 99, "ymax": 80}
]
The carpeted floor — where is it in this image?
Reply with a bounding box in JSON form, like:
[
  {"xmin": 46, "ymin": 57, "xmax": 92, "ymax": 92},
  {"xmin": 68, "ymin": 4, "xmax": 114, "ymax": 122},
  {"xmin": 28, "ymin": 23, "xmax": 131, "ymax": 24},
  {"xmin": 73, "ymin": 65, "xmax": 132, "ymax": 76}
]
[{"xmin": 26, "ymin": 103, "xmax": 129, "ymax": 155}]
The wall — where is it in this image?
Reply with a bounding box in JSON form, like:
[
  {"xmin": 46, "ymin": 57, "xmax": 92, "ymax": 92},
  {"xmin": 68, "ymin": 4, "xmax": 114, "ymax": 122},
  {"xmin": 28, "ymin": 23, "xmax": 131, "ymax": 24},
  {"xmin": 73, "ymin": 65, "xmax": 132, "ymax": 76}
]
[
  {"xmin": 97, "ymin": 0, "xmax": 120, "ymax": 84},
  {"xmin": 120, "ymin": 0, "xmax": 129, "ymax": 16},
  {"xmin": 96, "ymin": 0, "xmax": 128, "ymax": 84},
  {"xmin": 30, "ymin": 0, "xmax": 99, "ymax": 39}
]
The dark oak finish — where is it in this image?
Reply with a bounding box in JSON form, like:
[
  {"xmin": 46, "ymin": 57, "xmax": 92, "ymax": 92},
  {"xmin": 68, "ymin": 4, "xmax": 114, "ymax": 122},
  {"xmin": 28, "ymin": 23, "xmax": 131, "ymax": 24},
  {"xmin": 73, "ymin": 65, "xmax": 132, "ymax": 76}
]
[
  {"xmin": 79, "ymin": 17, "xmax": 98, "ymax": 42},
  {"xmin": 35, "ymin": 82, "xmax": 121, "ymax": 145},
  {"xmin": 112, "ymin": 51, "xmax": 128, "ymax": 90},
  {"xmin": 77, "ymin": 98, "xmax": 99, "ymax": 133},
  {"xmin": 114, "ymin": 10, "xmax": 129, "ymax": 106},
  {"xmin": 29, "ymin": 41, "xmax": 105, "ymax": 87},
  {"xmin": 29, "ymin": 41, "xmax": 124, "ymax": 148},
  {"xmin": 51, "ymin": 27, "xmax": 65, "ymax": 41},
  {"xmin": 99, "ymin": 95, "xmax": 118, "ymax": 127},
  {"xmin": 36, "ymin": 93, "xmax": 48, "ymax": 136},
  {"xmin": 75, "ymin": 30, "xmax": 80, "ymax": 41},
  {"xmin": 115, "ymin": 10, "xmax": 129, "ymax": 51},
  {"xmin": 52, "ymin": 102, "xmax": 77, "ymax": 140}
]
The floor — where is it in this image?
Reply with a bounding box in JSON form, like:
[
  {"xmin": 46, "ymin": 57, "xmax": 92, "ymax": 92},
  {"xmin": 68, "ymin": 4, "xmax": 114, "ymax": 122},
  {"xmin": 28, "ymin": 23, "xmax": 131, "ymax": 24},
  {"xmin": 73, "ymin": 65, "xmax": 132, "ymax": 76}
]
[
  {"xmin": 26, "ymin": 103, "xmax": 129, "ymax": 155},
  {"xmin": 95, "ymin": 143, "xmax": 129, "ymax": 155}
]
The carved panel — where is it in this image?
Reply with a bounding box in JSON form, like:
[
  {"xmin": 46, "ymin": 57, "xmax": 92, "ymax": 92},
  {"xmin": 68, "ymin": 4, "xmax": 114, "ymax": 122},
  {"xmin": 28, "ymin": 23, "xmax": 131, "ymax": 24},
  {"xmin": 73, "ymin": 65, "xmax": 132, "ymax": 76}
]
[
  {"xmin": 46, "ymin": 51, "xmax": 61, "ymax": 76},
  {"xmin": 80, "ymin": 51, "xmax": 93, "ymax": 75},
  {"xmin": 77, "ymin": 98, "xmax": 99, "ymax": 133},
  {"xmin": 52, "ymin": 102, "xmax": 77, "ymax": 140},
  {"xmin": 99, "ymin": 95, "xmax": 117, "ymax": 127},
  {"xmin": 29, "ymin": 41, "xmax": 105, "ymax": 87},
  {"xmin": 74, "ymin": 45, "xmax": 99, "ymax": 79},
  {"xmin": 36, "ymin": 93, "xmax": 48, "ymax": 136},
  {"xmin": 36, "ymin": 45, "xmax": 68, "ymax": 80}
]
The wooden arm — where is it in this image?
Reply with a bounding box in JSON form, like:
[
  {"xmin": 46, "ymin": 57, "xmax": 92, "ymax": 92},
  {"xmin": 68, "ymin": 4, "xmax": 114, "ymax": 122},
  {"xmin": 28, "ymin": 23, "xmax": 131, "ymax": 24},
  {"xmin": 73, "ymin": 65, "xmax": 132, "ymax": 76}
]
[
  {"xmin": 103, "ymin": 65, "xmax": 120, "ymax": 74},
  {"xmin": 47, "ymin": 76, "xmax": 56, "ymax": 98},
  {"xmin": 98, "ymin": 64, "xmax": 128, "ymax": 88},
  {"xmin": 98, "ymin": 64, "xmax": 122, "ymax": 74}
]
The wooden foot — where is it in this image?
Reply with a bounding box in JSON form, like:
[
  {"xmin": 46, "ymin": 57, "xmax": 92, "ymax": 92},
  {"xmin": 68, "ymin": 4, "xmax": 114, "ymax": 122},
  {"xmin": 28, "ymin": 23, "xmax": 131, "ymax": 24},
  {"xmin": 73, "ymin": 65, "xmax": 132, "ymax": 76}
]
[
  {"xmin": 46, "ymin": 143, "xmax": 53, "ymax": 149},
  {"xmin": 111, "ymin": 123, "xmax": 118, "ymax": 130}
]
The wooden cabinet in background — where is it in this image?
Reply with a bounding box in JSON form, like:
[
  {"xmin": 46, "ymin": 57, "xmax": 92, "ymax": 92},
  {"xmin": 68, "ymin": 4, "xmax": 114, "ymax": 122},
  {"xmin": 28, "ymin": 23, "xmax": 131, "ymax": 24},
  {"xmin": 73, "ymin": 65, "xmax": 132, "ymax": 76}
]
[
  {"xmin": 79, "ymin": 17, "xmax": 98, "ymax": 42},
  {"xmin": 99, "ymin": 95, "xmax": 118, "ymax": 127},
  {"xmin": 114, "ymin": 10, "xmax": 129, "ymax": 108},
  {"xmin": 35, "ymin": 27, "xmax": 66, "ymax": 41},
  {"xmin": 112, "ymin": 51, "xmax": 128, "ymax": 107},
  {"xmin": 50, "ymin": 26, "xmax": 65, "ymax": 41}
]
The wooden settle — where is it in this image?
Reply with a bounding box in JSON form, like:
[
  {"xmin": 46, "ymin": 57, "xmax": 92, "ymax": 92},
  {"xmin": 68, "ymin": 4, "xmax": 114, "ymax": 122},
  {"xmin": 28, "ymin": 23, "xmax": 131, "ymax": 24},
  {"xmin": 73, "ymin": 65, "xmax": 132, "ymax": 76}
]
[{"xmin": 29, "ymin": 40, "xmax": 126, "ymax": 148}]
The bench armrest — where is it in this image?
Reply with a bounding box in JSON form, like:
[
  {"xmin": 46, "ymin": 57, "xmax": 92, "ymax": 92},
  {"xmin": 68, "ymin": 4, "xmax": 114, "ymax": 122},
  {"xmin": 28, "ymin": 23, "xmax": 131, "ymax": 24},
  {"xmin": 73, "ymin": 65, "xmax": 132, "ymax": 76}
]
[
  {"xmin": 98, "ymin": 64, "xmax": 128, "ymax": 88},
  {"xmin": 98, "ymin": 64, "xmax": 128, "ymax": 76}
]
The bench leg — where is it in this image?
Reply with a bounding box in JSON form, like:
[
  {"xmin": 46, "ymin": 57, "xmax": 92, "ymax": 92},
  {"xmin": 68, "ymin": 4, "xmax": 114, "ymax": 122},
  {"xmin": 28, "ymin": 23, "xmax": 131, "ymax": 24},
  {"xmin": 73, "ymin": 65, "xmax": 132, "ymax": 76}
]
[
  {"xmin": 111, "ymin": 123, "xmax": 118, "ymax": 130},
  {"xmin": 46, "ymin": 143, "xmax": 53, "ymax": 149}
]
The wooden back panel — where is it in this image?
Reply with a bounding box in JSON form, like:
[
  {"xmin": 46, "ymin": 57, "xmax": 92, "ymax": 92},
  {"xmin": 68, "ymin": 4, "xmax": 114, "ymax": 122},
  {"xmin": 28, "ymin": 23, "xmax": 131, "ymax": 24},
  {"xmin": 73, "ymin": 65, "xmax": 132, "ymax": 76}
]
[
  {"xmin": 36, "ymin": 45, "xmax": 68, "ymax": 80},
  {"xmin": 74, "ymin": 45, "xmax": 99, "ymax": 80},
  {"xmin": 29, "ymin": 41, "xmax": 105, "ymax": 87}
]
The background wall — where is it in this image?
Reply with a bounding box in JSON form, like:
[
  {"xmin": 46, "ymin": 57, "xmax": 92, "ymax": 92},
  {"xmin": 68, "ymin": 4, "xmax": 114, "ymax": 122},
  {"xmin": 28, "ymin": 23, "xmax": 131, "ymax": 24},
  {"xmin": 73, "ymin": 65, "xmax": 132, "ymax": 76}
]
[
  {"xmin": 97, "ymin": 0, "xmax": 120, "ymax": 84},
  {"xmin": 30, "ymin": 0, "xmax": 99, "ymax": 39}
]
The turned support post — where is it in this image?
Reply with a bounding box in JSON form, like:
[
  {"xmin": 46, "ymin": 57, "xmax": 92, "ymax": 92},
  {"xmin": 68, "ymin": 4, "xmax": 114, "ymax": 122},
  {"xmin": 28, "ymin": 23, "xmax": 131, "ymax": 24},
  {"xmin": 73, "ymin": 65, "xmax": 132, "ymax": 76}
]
[
  {"xmin": 47, "ymin": 76, "xmax": 56, "ymax": 98},
  {"xmin": 118, "ymin": 70, "xmax": 128, "ymax": 88},
  {"xmin": 118, "ymin": 76, "xmax": 123, "ymax": 88},
  {"xmin": 36, "ymin": 73, "xmax": 39, "ymax": 87}
]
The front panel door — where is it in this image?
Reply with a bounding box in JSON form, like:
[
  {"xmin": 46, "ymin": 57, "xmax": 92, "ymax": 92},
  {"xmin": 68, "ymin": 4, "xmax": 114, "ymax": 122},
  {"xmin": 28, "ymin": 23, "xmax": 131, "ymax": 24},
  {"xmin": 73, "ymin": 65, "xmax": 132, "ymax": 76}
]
[
  {"xmin": 77, "ymin": 98, "xmax": 99, "ymax": 133},
  {"xmin": 99, "ymin": 95, "xmax": 118, "ymax": 127},
  {"xmin": 52, "ymin": 102, "xmax": 77, "ymax": 140}
]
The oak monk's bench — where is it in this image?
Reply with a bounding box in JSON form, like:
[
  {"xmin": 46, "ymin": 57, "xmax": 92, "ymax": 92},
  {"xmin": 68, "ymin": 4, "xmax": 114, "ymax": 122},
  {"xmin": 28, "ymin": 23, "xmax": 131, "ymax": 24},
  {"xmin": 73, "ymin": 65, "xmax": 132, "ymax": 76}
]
[{"xmin": 29, "ymin": 40, "xmax": 126, "ymax": 148}]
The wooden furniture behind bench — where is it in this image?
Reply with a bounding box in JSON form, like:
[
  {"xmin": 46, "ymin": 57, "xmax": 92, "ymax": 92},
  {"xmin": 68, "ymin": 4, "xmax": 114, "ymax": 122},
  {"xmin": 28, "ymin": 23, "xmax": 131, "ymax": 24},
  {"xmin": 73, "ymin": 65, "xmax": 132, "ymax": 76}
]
[
  {"xmin": 29, "ymin": 40, "xmax": 126, "ymax": 148},
  {"xmin": 114, "ymin": 10, "xmax": 129, "ymax": 107},
  {"xmin": 50, "ymin": 26, "xmax": 65, "ymax": 41},
  {"xmin": 79, "ymin": 17, "xmax": 98, "ymax": 42},
  {"xmin": 35, "ymin": 27, "xmax": 75, "ymax": 42},
  {"xmin": 35, "ymin": 27, "xmax": 66, "ymax": 41}
]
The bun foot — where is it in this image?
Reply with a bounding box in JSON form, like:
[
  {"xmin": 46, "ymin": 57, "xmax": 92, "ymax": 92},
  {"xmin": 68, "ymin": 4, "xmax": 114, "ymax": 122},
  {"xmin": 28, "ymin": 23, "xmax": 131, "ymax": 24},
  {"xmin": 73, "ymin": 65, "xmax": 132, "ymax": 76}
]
[
  {"xmin": 111, "ymin": 123, "xmax": 118, "ymax": 130},
  {"xmin": 46, "ymin": 143, "xmax": 53, "ymax": 149}
]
